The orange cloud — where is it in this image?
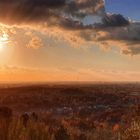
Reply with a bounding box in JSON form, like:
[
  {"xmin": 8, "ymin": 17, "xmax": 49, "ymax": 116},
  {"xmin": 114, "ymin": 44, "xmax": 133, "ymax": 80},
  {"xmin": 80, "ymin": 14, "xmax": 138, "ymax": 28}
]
[{"xmin": 27, "ymin": 36, "xmax": 43, "ymax": 49}]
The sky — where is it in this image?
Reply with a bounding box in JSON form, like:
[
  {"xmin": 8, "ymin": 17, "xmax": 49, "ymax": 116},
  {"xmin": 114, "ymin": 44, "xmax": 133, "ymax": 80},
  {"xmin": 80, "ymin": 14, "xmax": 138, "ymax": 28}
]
[
  {"xmin": 106, "ymin": 0, "xmax": 140, "ymax": 21},
  {"xmin": 0, "ymin": 0, "xmax": 139, "ymax": 82}
]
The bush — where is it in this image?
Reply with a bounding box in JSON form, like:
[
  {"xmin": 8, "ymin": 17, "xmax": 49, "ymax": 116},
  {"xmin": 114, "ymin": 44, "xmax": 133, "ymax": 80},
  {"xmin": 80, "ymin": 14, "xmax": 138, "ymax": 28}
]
[
  {"xmin": 122, "ymin": 117, "xmax": 140, "ymax": 140},
  {"xmin": 0, "ymin": 111, "xmax": 139, "ymax": 140}
]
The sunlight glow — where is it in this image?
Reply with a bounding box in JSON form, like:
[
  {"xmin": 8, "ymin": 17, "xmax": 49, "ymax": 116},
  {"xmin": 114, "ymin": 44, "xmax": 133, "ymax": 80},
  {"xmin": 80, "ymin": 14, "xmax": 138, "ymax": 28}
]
[
  {"xmin": 0, "ymin": 32, "xmax": 9, "ymax": 51},
  {"xmin": 0, "ymin": 44, "xmax": 3, "ymax": 50}
]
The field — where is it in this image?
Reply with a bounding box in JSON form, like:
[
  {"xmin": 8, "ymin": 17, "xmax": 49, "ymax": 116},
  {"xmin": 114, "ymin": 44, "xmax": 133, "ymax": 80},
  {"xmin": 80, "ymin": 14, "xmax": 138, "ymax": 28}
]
[{"xmin": 0, "ymin": 83, "xmax": 139, "ymax": 140}]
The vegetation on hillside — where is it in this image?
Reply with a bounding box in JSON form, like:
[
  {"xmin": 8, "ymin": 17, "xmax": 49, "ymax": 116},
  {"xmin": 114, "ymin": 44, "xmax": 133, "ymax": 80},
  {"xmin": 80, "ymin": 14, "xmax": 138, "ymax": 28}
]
[{"xmin": 0, "ymin": 106, "xmax": 139, "ymax": 140}]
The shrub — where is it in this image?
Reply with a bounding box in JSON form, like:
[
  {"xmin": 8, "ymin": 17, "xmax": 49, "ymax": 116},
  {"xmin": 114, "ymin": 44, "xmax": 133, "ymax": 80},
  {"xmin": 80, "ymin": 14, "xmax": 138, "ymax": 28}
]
[{"xmin": 122, "ymin": 117, "xmax": 140, "ymax": 140}]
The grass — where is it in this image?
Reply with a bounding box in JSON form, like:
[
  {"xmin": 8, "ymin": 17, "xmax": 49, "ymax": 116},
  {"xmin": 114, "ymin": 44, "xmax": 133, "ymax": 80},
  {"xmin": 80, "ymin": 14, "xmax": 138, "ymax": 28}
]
[
  {"xmin": 121, "ymin": 117, "xmax": 140, "ymax": 140},
  {"xmin": 0, "ymin": 115, "xmax": 139, "ymax": 140}
]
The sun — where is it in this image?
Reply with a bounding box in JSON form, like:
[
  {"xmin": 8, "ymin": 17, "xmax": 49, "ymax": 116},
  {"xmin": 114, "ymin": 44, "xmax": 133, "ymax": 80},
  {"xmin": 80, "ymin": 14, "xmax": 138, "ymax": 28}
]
[{"xmin": 0, "ymin": 32, "xmax": 9, "ymax": 50}]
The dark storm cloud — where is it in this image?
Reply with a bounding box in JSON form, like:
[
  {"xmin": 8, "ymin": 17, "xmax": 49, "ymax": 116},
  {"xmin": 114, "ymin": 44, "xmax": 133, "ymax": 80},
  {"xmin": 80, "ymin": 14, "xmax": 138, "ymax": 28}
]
[
  {"xmin": 97, "ymin": 22, "xmax": 140, "ymax": 42},
  {"xmin": 0, "ymin": 0, "xmax": 66, "ymax": 24},
  {"xmin": 65, "ymin": 0, "xmax": 105, "ymax": 16},
  {"xmin": 0, "ymin": 0, "xmax": 131, "ymax": 28},
  {"xmin": 0, "ymin": 0, "xmax": 105, "ymax": 25},
  {"xmin": 104, "ymin": 23, "xmax": 140, "ymax": 55},
  {"xmin": 78, "ymin": 21, "xmax": 140, "ymax": 55},
  {"xmin": 102, "ymin": 13, "xmax": 130, "ymax": 27}
]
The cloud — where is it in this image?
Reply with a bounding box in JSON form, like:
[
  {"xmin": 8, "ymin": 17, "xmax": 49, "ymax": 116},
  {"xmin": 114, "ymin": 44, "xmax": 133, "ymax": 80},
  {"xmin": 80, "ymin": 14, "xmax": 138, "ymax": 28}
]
[
  {"xmin": 0, "ymin": 0, "xmax": 105, "ymax": 26},
  {"xmin": 77, "ymin": 21, "xmax": 140, "ymax": 55},
  {"xmin": 102, "ymin": 13, "xmax": 130, "ymax": 27},
  {"xmin": 98, "ymin": 22, "xmax": 140, "ymax": 55},
  {"xmin": 27, "ymin": 36, "xmax": 43, "ymax": 49},
  {"xmin": 0, "ymin": 0, "xmax": 140, "ymax": 56},
  {"xmin": 121, "ymin": 45, "xmax": 140, "ymax": 56},
  {"xmin": 0, "ymin": 0, "xmax": 131, "ymax": 29}
]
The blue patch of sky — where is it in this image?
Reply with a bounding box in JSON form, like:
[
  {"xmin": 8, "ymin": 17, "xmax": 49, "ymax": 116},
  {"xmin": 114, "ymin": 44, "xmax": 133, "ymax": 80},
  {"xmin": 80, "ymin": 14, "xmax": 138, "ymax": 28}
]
[{"xmin": 105, "ymin": 0, "xmax": 140, "ymax": 21}]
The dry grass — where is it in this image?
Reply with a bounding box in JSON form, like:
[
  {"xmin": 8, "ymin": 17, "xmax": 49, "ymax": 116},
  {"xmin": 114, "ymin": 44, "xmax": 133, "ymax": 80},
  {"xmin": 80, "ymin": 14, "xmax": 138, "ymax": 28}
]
[
  {"xmin": 0, "ymin": 116, "xmax": 139, "ymax": 140},
  {"xmin": 0, "ymin": 119, "xmax": 50, "ymax": 140},
  {"xmin": 121, "ymin": 117, "xmax": 140, "ymax": 140}
]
